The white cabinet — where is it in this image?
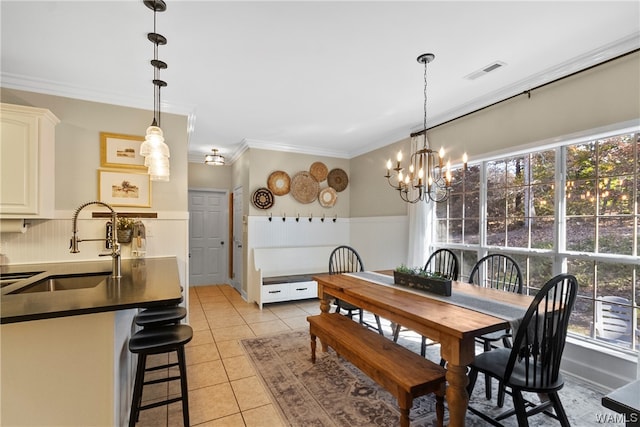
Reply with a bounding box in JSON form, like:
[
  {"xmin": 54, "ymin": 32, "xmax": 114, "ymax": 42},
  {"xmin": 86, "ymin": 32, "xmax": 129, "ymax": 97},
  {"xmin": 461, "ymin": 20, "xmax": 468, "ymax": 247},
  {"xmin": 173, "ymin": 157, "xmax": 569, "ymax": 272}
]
[{"xmin": 0, "ymin": 103, "xmax": 59, "ymax": 218}]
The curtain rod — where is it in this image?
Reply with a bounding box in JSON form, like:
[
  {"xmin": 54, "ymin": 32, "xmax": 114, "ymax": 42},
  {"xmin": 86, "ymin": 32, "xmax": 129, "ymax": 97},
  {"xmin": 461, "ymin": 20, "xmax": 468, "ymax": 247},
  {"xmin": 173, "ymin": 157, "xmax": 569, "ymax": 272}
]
[{"xmin": 429, "ymin": 48, "xmax": 640, "ymax": 131}]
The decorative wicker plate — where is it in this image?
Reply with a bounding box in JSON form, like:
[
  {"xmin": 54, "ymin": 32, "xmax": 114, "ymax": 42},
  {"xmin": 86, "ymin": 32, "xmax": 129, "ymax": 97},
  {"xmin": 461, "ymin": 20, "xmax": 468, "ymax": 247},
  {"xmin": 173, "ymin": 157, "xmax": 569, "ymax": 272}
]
[
  {"xmin": 252, "ymin": 187, "xmax": 274, "ymax": 210},
  {"xmin": 267, "ymin": 170, "xmax": 291, "ymax": 196},
  {"xmin": 318, "ymin": 187, "xmax": 337, "ymax": 208},
  {"xmin": 290, "ymin": 171, "xmax": 319, "ymax": 204},
  {"xmin": 309, "ymin": 162, "xmax": 329, "ymax": 182},
  {"xmin": 327, "ymin": 168, "xmax": 349, "ymax": 192}
]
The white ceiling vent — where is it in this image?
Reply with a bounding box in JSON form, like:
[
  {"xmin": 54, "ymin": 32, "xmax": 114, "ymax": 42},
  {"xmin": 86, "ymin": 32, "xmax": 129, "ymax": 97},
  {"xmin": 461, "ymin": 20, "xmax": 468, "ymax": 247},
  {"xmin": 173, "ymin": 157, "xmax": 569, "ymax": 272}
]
[{"xmin": 464, "ymin": 61, "xmax": 507, "ymax": 80}]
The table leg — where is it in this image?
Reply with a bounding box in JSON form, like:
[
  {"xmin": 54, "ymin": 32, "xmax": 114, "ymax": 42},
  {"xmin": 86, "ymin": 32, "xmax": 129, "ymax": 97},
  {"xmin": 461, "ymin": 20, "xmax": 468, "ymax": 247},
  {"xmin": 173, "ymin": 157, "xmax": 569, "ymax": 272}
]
[
  {"xmin": 319, "ymin": 291, "xmax": 331, "ymax": 314},
  {"xmin": 446, "ymin": 363, "xmax": 469, "ymax": 427}
]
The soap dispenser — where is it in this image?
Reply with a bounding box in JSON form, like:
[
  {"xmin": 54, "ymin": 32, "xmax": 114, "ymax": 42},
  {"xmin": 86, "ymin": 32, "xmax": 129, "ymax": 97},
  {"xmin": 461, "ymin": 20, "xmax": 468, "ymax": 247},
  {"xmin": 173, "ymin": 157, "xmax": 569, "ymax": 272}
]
[{"xmin": 131, "ymin": 220, "xmax": 146, "ymax": 258}]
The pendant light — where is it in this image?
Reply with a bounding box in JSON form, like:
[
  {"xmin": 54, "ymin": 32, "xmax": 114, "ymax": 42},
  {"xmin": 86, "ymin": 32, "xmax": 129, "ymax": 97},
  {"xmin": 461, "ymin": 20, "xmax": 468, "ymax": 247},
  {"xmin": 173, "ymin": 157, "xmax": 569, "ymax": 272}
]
[{"xmin": 140, "ymin": 0, "xmax": 170, "ymax": 181}]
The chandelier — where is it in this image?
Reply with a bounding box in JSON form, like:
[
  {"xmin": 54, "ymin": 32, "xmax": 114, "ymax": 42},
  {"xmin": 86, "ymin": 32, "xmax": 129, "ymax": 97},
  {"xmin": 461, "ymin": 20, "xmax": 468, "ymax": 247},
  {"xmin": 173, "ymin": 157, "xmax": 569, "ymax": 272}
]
[
  {"xmin": 140, "ymin": 0, "xmax": 170, "ymax": 181},
  {"xmin": 204, "ymin": 149, "xmax": 225, "ymax": 166},
  {"xmin": 385, "ymin": 53, "xmax": 467, "ymax": 203}
]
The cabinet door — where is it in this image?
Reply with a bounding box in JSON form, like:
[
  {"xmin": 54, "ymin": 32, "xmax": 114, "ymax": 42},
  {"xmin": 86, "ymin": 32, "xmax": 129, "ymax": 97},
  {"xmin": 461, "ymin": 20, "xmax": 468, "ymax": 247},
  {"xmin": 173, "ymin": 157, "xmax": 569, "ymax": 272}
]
[{"xmin": 0, "ymin": 114, "xmax": 39, "ymax": 214}]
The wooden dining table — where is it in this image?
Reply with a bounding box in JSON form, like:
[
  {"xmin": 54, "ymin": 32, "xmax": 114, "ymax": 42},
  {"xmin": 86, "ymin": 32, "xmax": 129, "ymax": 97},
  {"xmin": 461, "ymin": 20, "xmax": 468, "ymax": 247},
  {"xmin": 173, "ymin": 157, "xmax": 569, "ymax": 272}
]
[{"xmin": 313, "ymin": 271, "xmax": 533, "ymax": 427}]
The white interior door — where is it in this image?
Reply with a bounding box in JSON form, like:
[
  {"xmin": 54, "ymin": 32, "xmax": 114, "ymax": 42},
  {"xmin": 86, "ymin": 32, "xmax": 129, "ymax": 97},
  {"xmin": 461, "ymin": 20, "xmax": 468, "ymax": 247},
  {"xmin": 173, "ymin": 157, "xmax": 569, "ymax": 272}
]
[
  {"xmin": 232, "ymin": 187, "xmax": 243, "ymax": 293},
  {"xmin": 189, "ymin": 190, "xmax": 228, "ymax": 286}
]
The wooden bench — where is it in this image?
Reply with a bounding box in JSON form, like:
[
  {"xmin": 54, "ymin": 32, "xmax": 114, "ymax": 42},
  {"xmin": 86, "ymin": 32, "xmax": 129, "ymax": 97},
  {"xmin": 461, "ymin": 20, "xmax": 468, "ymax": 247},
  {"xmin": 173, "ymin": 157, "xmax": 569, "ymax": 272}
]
[
  {"xmin": 307, "ymin": 313, "xmax": 446, "ymax": 427},
  {"xmin": 251, "ymin": 246, "xmax": 335, "ymax": 308}
]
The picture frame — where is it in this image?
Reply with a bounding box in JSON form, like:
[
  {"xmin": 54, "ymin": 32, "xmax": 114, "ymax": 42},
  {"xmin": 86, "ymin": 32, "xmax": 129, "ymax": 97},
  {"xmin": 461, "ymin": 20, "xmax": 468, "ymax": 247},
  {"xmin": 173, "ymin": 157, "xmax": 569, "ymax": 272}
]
[
  {"xmin": 98, "ymin": 170, "xmax": 151, "ymax": 207},
  {"xmin": 100, "ymin": 132, "xmax": 146, "ymax": 170}
]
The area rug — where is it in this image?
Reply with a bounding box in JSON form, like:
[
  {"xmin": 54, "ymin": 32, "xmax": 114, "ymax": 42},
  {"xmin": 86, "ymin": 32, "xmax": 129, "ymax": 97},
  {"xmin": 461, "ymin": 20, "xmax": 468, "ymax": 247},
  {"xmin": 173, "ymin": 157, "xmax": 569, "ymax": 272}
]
[{"xmin": 240, "ymin": 329, "xmax": 606, "ymax": 427}]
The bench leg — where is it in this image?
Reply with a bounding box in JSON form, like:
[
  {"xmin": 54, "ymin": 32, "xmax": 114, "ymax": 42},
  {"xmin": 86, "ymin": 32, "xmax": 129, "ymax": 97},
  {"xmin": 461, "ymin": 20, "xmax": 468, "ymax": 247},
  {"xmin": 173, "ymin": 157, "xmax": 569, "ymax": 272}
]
[
  {"xmin": 310, "ymin": 332, "xmax": 317, "ymax": 363},
  {"xmin": 435, "ymin": 383, "xmax": 445, "ymax": 427},
  {"xmin": 398, "ymin": 394, "xmax": 411, "ymax": 427}
]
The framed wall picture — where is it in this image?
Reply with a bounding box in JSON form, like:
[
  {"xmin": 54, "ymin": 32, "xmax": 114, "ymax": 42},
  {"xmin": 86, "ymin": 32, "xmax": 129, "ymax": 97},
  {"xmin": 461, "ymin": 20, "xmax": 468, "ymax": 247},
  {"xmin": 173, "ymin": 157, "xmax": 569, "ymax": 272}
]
[
  {"xmin": 100, "ymin": 132, "xmax": 146, "ymax": 170},
  {"xmin": 98, "ymin": 170, "xmax": 151, "ymax": 207}
]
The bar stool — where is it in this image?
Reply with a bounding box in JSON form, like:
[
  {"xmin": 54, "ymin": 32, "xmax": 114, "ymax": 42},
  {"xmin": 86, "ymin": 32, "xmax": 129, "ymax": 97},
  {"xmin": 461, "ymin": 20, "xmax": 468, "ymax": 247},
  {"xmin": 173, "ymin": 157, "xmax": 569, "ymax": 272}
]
[
  {"xmin": 128, "ymin": 324, "xmax": 193, "ymax": 427},
  {"xmin": 135, "ymin": 305, "xmax": 187, "ymax": 328},
  {"xmin": 136, "ymin": 288, "xmax": 186, "ymax": 329}
]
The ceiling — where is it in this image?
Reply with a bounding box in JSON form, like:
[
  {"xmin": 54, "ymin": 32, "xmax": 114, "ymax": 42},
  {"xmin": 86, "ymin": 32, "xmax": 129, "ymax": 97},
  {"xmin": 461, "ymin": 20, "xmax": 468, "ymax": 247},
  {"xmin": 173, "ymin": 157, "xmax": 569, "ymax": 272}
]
[{"xmin": 2, "ymin": 1, "xmax": 639, "ymax": 163}]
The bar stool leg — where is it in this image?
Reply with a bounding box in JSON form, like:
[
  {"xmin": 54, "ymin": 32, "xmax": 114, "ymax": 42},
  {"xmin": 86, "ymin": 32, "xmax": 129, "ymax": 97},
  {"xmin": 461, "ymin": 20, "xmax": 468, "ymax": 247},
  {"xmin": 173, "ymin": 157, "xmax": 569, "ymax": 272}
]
[
  {"xmin": 129, "ymin": 353, "xmax": 147, "ymax": 427},
  {"xmin": 177, "ymin": 346, "xmax": 190, "ymax": 426}
]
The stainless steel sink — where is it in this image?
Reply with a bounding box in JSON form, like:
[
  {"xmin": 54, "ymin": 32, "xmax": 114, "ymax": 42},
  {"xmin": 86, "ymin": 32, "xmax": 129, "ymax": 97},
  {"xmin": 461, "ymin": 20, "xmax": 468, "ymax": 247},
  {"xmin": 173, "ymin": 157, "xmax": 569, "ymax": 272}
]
[{"xmin": 10, "ymin": 273, "xmax": 109, "ymax": 294}]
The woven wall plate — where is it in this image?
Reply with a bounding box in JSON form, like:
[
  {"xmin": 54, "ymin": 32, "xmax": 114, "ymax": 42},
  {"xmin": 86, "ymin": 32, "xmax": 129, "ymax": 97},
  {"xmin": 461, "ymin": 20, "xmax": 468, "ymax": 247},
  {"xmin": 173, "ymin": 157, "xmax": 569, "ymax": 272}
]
[
  {"xmin": 327, "ymin": 168, "xmax": 349, "ymax": 192},
  {"xmin": 309, "ymin": 161, "xmax": 329, "ymax": 182},
  {"xmin": 252, "ymin": 187, "xmax": 275, "ymax": 210},
  {"xmin": 267, "ymin": 170, "xmax": 291, "ymax": 196},
  {"xmin": 290, "ymin": 171, "xmax": 319, "ymax": 204},
  {"xmin": 318, "ymin": 187, "xmax": 337, "ymax": 208}
]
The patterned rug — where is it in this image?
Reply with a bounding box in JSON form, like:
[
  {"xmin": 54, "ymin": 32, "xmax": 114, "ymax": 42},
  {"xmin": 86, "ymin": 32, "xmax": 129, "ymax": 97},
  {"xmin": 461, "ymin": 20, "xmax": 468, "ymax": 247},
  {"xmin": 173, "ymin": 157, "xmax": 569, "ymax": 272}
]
[{"xmin": 240, "ymin": 328, "xmax": 608, "ymax": 426}]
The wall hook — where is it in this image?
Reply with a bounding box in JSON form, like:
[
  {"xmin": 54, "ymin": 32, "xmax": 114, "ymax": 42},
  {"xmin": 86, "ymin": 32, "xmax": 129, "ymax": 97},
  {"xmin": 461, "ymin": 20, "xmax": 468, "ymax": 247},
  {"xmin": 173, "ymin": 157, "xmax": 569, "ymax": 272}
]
[
  {"xmin": 296, "ymin": 213, "xmax": 300, "ymax": 222},
  {"xmin": 268, "ymin": 213, "xmax": 272, "ymax": 222},
  {"xmin": 282, "ymin": 213, "xmax": 286, "ymax": 222},
  {"xmin": 333, "ymin": 214, "xmax": 338, "ymax": 223},
  {"xmin": 309, "ymin": 213, "xmax": 313, "ymax": 222},
  {"xmin": 321, "ymin": 214, "xmax": 325, "ymax": 222}
]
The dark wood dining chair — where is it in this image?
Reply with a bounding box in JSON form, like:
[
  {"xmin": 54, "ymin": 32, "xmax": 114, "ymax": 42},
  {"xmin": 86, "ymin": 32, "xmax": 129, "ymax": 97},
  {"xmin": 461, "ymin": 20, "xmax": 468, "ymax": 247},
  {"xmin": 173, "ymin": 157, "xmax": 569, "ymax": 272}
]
[
  {"xmin": 392, "ymin": 248, "xmax": 460, "ymax": 356},
  {"xmin": 329, "ymin": 245, "xmax": 384, "ymax": 335},
  {"xmin": 467, "ymin": 273, "xmax": 578, "ymax": 427},
  {"xmin": 469, "ymin": 253, "xmax": 523, "ymax": 404}
]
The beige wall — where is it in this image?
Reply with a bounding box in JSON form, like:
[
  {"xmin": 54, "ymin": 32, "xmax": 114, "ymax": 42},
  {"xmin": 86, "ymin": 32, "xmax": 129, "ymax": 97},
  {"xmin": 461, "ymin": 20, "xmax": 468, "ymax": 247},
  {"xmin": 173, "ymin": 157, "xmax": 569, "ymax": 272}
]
[
  {"xmin": 1, "ymin": 88, "xmax": 189, "ymax": 212},
  {"xmin": 350, "ymin": 51, "xmax": 640, "ymax": 217},
  {"xmin": 247, "ymin": 148, "xmax": 351, "ymax": 218},
  {"xmin": 188, "ymin": 161, "xmax": 232, "ymax": 190}
]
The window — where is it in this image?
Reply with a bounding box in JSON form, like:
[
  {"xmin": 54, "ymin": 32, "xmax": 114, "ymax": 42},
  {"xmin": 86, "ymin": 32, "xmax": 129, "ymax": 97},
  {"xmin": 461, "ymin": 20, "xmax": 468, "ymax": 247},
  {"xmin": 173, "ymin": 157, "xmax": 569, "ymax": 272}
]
[{"xmin": 433, "ymin": 131, "xmax": 639, "ymax": 351}]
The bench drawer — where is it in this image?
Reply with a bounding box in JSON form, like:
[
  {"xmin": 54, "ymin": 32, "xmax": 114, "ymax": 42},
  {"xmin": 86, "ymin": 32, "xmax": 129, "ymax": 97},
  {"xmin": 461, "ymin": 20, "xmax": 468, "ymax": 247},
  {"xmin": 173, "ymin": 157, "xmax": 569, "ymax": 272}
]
[
  {"xmin": 289, "ymin": 280, "xmax": 317, "ymax": 300},
  {"xmin": 262, "ymin": 283, "xmax": 290, "ymax": 302}
]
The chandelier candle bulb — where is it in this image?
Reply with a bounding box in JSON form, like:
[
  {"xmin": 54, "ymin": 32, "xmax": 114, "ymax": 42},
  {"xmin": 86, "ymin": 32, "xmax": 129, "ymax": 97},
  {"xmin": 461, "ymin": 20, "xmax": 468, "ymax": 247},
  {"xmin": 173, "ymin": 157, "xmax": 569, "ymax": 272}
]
[{"xmin": 439, "ymin": 147, "xmax": 444, "ymax": 169}]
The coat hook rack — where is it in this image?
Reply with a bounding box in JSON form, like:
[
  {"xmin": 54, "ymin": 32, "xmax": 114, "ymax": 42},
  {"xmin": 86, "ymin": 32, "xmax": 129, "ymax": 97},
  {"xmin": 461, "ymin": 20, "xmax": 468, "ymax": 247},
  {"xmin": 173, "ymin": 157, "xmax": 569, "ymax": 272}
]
[{"xmin": 296, "ymin": 213, "xmax": 300, "ymax": 222}]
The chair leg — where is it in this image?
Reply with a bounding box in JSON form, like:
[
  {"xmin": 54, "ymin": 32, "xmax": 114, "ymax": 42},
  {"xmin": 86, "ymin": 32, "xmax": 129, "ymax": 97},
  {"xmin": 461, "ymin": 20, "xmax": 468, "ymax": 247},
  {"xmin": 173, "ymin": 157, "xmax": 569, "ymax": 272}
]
[
  {"xmin": 358, "ymin": 308, "xmax": 363, "ymax": 324},
  {"xmin": 483, "ymin": 339, "xmax": 492, "ymax": 400},
  {"xmin": 497, "ymin": 382, "xmax": 506, "ymax": 408},
  {"xmin": 512, "ymin": 389, "xmax": 530, "ymax": 427},
  {"xmin": 420, "ymin": 336, "xmax": 427, "ymax": 357},
  {"xmin": 392, "ymin": 324, "xmax": 401, "ymax": 342},
  {"xmin": 467, "ymin": 366, "xmax": 479, "ymax": 396},
  {"xmin": 549, "ymin": 392, "xmax": 571, "ymax": 427},
  {"xmin": 374, "ymin": 315, "xmax": 384, "ymax": 336}
]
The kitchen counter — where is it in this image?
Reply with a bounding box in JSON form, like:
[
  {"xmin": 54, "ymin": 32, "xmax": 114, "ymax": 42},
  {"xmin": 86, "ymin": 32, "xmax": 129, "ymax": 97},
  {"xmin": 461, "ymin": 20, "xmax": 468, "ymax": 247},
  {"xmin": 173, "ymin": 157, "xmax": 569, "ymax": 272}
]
[{"xmin": 0, "ymin": 256, "xmax": 182, "ymax": 324}]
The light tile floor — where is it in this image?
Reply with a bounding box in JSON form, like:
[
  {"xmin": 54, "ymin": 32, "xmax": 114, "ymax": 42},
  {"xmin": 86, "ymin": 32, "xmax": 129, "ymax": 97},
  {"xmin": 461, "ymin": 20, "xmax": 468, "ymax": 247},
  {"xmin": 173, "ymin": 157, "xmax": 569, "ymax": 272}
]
[{"xmin": 134, "ymin": 284, "xmax": 321, "ymax": 426}]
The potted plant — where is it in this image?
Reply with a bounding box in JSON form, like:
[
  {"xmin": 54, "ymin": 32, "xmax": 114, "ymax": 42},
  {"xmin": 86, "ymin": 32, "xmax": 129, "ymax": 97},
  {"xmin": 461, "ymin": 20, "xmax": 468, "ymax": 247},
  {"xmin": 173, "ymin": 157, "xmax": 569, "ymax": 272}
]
[
  {"xmin": 393, "ymin": 264, "xmax": 452, "ymax": 296},
  {"xmin": 116, "ymin": 217, "xmax": 135, "ymax": 244}
]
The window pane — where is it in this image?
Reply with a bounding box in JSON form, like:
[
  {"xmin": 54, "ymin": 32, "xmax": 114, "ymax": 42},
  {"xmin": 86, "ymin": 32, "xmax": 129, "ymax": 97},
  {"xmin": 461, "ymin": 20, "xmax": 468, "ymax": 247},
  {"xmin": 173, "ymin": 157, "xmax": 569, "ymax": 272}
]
[
  {"xmin": 599, "ymin": 217, "xmax": 634, "ymax": 254},
  {"xmin": 506, "ymin": 157, "xmax": 526, "ymax": 186},
  {"xmin": 524, "ymin": 255, "xmax": 553, "ymax": 292},
  {"xmin": 487, "ymin": 188, "xmax": 506, "ymax": 218},
  {"xmin": 566, "ymin": 142, "xmax": 596, "ymax": 180},
  {"xmin": 435, "ymin": 201, "xmax": 447, "ymax": 218},
  {"xmin": 532, "ymin": 184, "xmax": 554, "ymax": 216},
  {"xmin": 599, "ymin": 175, "xmax": 635, "ymax": 215},
  {"xmin": 566, "ymin": 179, "xmax": 596, "ymax": 216},
  {"xmin": 569, "ymin": 297, "xmax": 593, "ymax": 337},
  {"xmin": 531, "ymin": 150, "xmax": 555, "ymax": 182},
  {"xmin": 598, "ymin": 137, "xmax": 637, "ymax": 176},
  {"xmin": 507, "ymin": 217, "xmax": 527, "ymax": 248},
  {"xmin": 464, "ymin": 191, "xmax": 479, "ymax": 218},
  {"xmin": 487, "ymin": 160, "xmax": 506, "ymax": 185},
  {"xmin": 531, "ymin": 216, "xmax": 554, "ymax": 249},
  {"xmin": 449, "ymin": 193, "xmax": 463, "ymax": 218},
  {"xmin": 567, "ymin": 259, "xmax": 594, "ymax": 299},
  {"xmin": 506, "ymin": 190, "xmax": 525, "ymax": 216},
  {"xmin": 567, "ymin": 217, "xmax": 595, "ymax": 252},
  {"xmin": 464, "ymin": 219, "xmax": 480, "ymax": 244},
  {"xmin": 449, "ymin": 220, "xmax": 462, "ymax": 244},
  {"xmin": 597, "ymin": 262, "xmax": 634, "ymax": 300},
  {"xmin": 458, "ymin": 250, "xmax": 478, "ymax": 282},
  {"xmin": 487, "ymin": 219, "xmax": 505, "ymax": 246},
  {"xmin": 435, "ymin": 220, "xmax": 448, "ymax": 242}
]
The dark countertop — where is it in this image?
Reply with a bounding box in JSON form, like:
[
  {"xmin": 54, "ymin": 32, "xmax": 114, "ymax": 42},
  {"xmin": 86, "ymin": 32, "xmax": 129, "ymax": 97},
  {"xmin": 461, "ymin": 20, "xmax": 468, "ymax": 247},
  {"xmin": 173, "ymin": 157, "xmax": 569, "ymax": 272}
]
[{"xmin": 0, "ymin": 257, "xmax": 182, "ymax": 324}]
